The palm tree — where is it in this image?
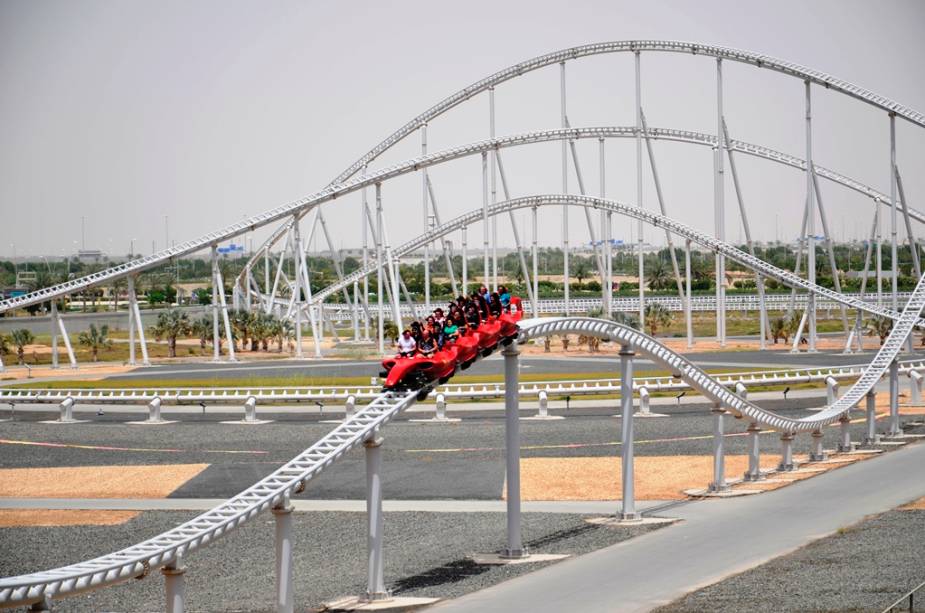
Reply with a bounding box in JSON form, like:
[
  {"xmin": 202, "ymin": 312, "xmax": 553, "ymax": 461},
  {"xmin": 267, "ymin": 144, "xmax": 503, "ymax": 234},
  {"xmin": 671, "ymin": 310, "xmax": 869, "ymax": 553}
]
[
  {"xmin": 573, "ymin": 259, "xmax": 590, "ymax": 289},
  {"xmin": 647, "ymin": 260, "xmax": 672, "ymax": 291},
  {"xmin": 249, "ymin": 312, "xmax": 276, "ymax": 351},
  {"xmin": 10, "ymin": 329, "xmax": 34, "ymax": 364},
  {"xmin": 275, "ymin": 319, "xmax": 294, "ymax": 353},
  {"xmin": 149, "ymin": 309, "xmax": 191, "ymax": 358},
  {"xmin": 383, "ymin": 320, "xmax": 399, "ymax": 344},
  {"xmin": 190, "ymin": 316, "xmax": 213, "ymax": 349},
  {"xmin": 770, "ymin": 317, "xmax": 790, "ymax": 344},
  {"xmin": 230, "ymin": 310, "xmax": 252, "ymax": 351},
  {"xmin": 644, "ymin": 303, "xmax": 672, "ymax": 337},
  {"xmin": 0, "ymin": 334, "xmax": 10, "ymax": 359},
  {"xmin": 78, "ymin": 324, "xmax": 113, "ymax": 362},
  {"xmin": 865, "ymin": 315, "xmax": 893, "ymax": 346}
]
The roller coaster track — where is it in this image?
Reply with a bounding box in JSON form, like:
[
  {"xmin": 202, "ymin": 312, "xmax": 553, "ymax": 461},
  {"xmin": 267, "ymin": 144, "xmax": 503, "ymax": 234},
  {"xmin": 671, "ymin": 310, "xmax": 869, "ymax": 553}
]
[
  {"xmin": 1, "ymin": 125, "xmax": 920, "ymax": 316},
  {"xmin": 307, "ymin": 194, "xmax": 925, "ymax": 330},
  {"xmin": 240, "ymin": 38, "xmax": 925, "ymax": 277},
  {"xmin": 3, "ymin": 273, "xmax": 923, "ymax": 607}
]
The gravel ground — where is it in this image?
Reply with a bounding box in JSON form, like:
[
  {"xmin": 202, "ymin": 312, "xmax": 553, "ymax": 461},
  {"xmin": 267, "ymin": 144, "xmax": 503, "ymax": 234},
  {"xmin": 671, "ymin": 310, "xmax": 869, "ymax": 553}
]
[
  {"xmin": 656, "ymin": 508, "xmax": 925, "ymax": 613},
  {"xmin": 0, "ymin": 510, "xmax": 665, "ymax": 612}
]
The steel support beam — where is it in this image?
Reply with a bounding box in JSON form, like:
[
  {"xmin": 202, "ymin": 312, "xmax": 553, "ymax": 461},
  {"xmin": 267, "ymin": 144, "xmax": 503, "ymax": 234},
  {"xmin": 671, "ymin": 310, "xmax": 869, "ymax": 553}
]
[
  {"xmin": 620, "ymin": 343, "xmax": 639, "ymax": 520},
  {"xmin": 365, "ymin": 436, "xmax": 388, "ymax": 601},
  {"xmin": 502, "ymin": 344, "xmax": 525, "ymax": 557},
  {"xmin": 715, "ymin": 59, "xmax": 726, "ymax": 346},
  {"xmin": 561, "ymin": 61, "xmax": 570, "ymax": 315},
  {"xmin": 272, "ymin": 503, "xmax": 294, "ymax": 613}
]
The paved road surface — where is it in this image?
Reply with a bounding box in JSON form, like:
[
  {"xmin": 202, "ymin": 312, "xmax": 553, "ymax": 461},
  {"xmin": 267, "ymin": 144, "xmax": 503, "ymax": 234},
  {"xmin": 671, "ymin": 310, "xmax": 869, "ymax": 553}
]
[{"xmin": 431, "ymin": 440, "xmax": 925, "ymax": 613}]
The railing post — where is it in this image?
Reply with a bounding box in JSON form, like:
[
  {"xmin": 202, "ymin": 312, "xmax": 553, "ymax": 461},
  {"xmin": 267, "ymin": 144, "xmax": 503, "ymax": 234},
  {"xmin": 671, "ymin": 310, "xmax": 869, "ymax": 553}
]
[
  {"xmin": 837, "ymin": 413, "xmax": 854, "ymax": 452},
  {"xmin": 708, "ymin": 403, "xmax": 728, "ymax": 492},
  {"xmin": 162, "ymin": 559, "xmax": 186, "ymax": 613},
  {"xmin": 364, "ymin": 436, "xmax": 389, "ymax": 601},
  {"xmin": 502, "ymin": 344, "xmax": 526, "ymax": 557},
  {"xmin": 536, "ymin": 389, "xmax": 549, "ymax": 418},
  {"xmin": 244, "ymin": 396, "xmax": 257, "ymax": 423},
  {"xmin": 619, "ymin": 343, "xmax": 639, "ymax": 521},
  {"xmin": 638, "ymin": 386, "xmax": 651, "ymax": 416},
  {"xmin": 272, "ymin": 502, "xmax": 294, "ymax": 613},
  {"xmin": 809, "ymin": 428, "xmax": 828, "ymax": 462},
  {"xmin": 743, "ymin": 422, "xmax": 763, "ymax": 481},
  {"xmin": 825, "ymin": 376, "xmax": 839, "ymax": 405},
  {"xmin": 888, "ymin": 359, "xmax": 902, "ymax": 436},
  {"xmin": 59, "ymin": 397, "xmax": 74, "ymax": 423},
  {"xmin": 148, "ymin": 396, "xmax": 162, "ymax": 423},
  {"xmin": 778, "ymin": 432, "xmax": 796, "ymax": 471},
  {"xmin": 864, "ymin": 389, "xmax": 880, "ymax": 446},
  {"xmin": 344, "ymin": 394, "xmax": 357, "ymax": 421},
  {"xmin": 909, "ymin": 370, "xmax": 922, "ymax": 405}
]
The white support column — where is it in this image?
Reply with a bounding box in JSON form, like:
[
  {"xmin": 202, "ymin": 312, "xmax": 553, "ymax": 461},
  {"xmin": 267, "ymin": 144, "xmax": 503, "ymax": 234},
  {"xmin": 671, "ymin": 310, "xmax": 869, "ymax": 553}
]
[
  {"xmin": 888, "ymin": 359, "xmax": 901, "ymax": 436},
  {"xmin": 425, "ymin": 175, "xmax": 460, "ymax": 296},
  {"xmin": 708, "ymin": 403, "xmax": 728, "ymax": 492},
  {"xmin": 376, "ymin": 183, "xmax": 385, "ymax": 355},
  {"xmin": 600, "ymin": 138, "xmax": 612, "ymax": 317},
  {"xmin": 212, "ymin": 245, "xmax": 236, "ymax": 362},
  {"xmin": 482, "ymin": 150, "xmax": 490, "ymax": 289},
  {"xmin": 532, "ymin": 208, "xmax": 539, "ymax": 318},
  {"xmin": 129, "ymin": 278, "xmax": 150, "ymax": 366},
  {"xmin": 715, "ymin": 59, "xmax": 726, "ymax": 346},
  {"xmin": 502, "ymin": 344, "xmax": 526, "ymax": 557},
  {"xmin": 560, "ymin": 61, "xmax": 570, "ymax": 315},
  {"xmin": 809, "ymin": 428, "xmax": 828, "ymax": 462},
  {"xmin": 619, "ymin": 343, "xmax": 639, "ymax": 521},
  {"xmin": 264, "ymin": 247, "xmax": 271, "ymax": 296},
  {"xmin": 50, "ymin": 300, "xmax": 59, "ymax": 369},
  {"xmin": 805, "ymin": 81, "xmax": 817, "ymax": 352},
  {"xmin": 273, "ymin": 502, "xmax": 295, "ymax": 613},
  {"xmin": 364, "ymin": 436, "xmax": 389, "ymax": 601},
  {"xmin": 895, "ymin": 168, "xmax": 921, "ymax": 280},
  {"xmin": 637, "ymin": 386, "xmax": 651, "ymax": 416},
  {"xmin": 778, "ymin": 432, "xmax": 796, "ymax": 472},
  {"xmin": 889, "ymin": 113, "xmax": 899, "ymax": 313},
  {"xmin": 462, "ymin": 226, "xmax": 468, "ymax": 295},
  {"xmin": 162, "ymin": 559, "xmax": 186, "ymax": 613},
  {"xmin": 635, "ymin": 51, "xmax": 645, "ymax": 330},
  {"xmin": 435, "ymin": 393, "xmax": 448, "ymax": 421},
  {"xmin": 864, "ymin": 389, "xmax": 880, "ymax": 446},
  {"xmin": 685, "ymin": 239, "xmax": 693, "ymax": 348},
  {"xmin": 489, "ymin": 88, "xmax": 498, "ymax": 292},
  {"xmin": 837, "ymin": 413, "xmax": 854, "ymax": 452},
  {"xmin": 723, "ymin": 120, "xmax": 769, "ymax": 349},
  {"xmin": 744, "ymin": 422, "xmax": 763, "ymax": 481},
  {"xmin": 57, "ymin": 314, "xmax": 77, "ymax": 369},
  {"xmin": 362, "ymin": 168, "xmax": 371, "ymax": 341},
  {"xmin": 344, "ymin": 394, "xmax": 357, "ymax": 421},
  {"xmin": 422, "ymin": 124, "xmax": 431, "ymax": 310},
  {"xmin": 495, "ymin": 151, "xmax": 536, "ymax": 309},
  {"xmin": 810, "ymin": 171, "xmax": 850, "ymax": 341}
]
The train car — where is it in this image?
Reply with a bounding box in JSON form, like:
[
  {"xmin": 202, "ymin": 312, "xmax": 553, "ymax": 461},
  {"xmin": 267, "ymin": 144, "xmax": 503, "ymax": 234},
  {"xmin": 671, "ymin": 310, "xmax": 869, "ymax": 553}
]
[{"xmin": 381, "ymin": 302, "xmax": 523, "ymax": 394}]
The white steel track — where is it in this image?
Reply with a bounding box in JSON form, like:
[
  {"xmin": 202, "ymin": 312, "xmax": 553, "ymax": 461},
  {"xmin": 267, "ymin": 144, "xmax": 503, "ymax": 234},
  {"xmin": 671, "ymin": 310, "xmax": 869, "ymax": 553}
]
[{"xmin": 3, "ymin": 126, "xmax": 920, "ymax": 316}]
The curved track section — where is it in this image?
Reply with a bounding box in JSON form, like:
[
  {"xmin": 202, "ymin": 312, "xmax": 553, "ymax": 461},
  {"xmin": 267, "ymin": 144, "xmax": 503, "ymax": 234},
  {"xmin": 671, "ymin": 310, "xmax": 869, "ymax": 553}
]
[
  {"xmin": 518, "ymin": 264, "xmax": 925, "ymax": 432},
  {"xmin": 2, "ymin": 125, "xmax": 920, "ymax": 315},
  {"xmin": 0, "ymin": 388, "xmax": 419, "ymax": 608},
  {"xmin": 309, "ymin": 194, "xmax": 924, "ymax": 329},
  {"xmin": 328, "ymin": 39, "xmax": 925, "ymax": 186}
]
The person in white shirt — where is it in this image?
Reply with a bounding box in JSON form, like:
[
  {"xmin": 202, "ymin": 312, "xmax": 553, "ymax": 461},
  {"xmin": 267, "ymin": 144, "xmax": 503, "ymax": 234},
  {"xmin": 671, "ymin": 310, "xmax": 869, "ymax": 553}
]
[{"xmin": 397, "ymin": 329, "xmax": 417, "ymax": 357}]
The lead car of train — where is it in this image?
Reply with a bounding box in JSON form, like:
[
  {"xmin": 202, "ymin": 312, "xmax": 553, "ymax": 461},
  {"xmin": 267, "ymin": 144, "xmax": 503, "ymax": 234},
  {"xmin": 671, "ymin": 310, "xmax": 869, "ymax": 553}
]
[{"xmin": 380, "ymin": 298, "xmax": 523, "ymax": 399}]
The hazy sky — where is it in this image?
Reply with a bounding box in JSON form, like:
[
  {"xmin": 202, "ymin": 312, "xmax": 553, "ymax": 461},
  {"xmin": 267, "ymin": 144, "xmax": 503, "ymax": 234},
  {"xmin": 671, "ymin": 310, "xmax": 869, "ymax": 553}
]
[{"xmin": 2, "ymin": 0, "xmax": 924, "ymax": 259}]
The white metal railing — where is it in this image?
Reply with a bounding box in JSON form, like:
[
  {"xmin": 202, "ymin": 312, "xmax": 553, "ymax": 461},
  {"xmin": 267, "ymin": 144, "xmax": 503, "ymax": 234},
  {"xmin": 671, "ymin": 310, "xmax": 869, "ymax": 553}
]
[{"xmin": 4, "ymin": 359, "xmax": 924, "ymax": 408}]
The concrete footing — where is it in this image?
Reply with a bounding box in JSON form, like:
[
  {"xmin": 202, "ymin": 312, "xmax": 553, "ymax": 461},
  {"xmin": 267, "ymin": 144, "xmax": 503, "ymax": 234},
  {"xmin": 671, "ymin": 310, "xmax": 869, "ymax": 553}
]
[
  {"xmin": 322, "ymin": 596, "xmax": 440, "ymax": 611},
  {"xmin": 469, "ymin": 552, "xmax": 568, "ymax": 566}
]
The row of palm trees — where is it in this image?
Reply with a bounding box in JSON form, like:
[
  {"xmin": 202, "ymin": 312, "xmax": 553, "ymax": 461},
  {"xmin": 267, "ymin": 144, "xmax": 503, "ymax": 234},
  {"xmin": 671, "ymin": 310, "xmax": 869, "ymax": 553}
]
[
  {"xmin": 149, "ymin": 309, "xmax": 296, "ymax": 358},
  {"xmin": 0, "ymin": 325, "xmax": 114, "ymax": 364}
]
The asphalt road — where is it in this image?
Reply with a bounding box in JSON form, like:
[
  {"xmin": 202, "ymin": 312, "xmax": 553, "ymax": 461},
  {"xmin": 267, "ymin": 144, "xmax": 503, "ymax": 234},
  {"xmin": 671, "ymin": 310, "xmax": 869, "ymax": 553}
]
[
  {"xmin": 99, "ymin": 347, "xmax": 905, "ymax": 382},
  {"xmin": 0, "ymin": 307, "xmax": 211, "ymax": 334}
]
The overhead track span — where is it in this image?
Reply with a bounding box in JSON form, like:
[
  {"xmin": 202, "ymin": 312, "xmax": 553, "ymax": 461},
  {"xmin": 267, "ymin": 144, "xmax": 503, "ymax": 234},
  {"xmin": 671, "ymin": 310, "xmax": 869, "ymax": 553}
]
[
  {"xmin": 3, "ymin": 126, "xmax": 920, "ymax": 315},
  {"xmin": 309, "ymin": 194, "xmax": 925, "ymax": 329}
]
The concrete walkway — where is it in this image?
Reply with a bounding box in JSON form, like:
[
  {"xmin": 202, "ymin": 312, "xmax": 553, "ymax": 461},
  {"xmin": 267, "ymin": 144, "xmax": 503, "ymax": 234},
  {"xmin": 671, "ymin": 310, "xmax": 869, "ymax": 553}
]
[{"xmin": 430, "ymin": 440, "xmax": 925, "ymax": 613}]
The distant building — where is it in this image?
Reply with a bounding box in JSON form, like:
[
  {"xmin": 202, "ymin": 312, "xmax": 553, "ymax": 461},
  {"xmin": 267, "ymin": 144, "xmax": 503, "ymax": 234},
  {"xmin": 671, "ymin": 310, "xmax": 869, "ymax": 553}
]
[{"xmin": 77, "ymin": 249, "xmax": 104, "ymax": 264}]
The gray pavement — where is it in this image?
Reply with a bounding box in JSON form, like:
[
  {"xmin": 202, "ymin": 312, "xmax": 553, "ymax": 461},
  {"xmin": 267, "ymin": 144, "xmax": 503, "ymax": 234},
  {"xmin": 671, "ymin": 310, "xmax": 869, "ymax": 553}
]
[{"xmin": 430, "ymin": 438, "xmax": 925, "ymax": 613}]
